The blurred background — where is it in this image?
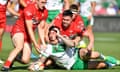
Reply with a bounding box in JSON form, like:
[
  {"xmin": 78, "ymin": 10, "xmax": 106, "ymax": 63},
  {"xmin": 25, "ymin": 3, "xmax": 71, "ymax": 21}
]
[
  {"xmin": 6, "ymin": 0, "xmax": 120, "ymax": 32},
  {"xmin": 7, "ymin": 0, "xmax": 120, "ymax": 16}
]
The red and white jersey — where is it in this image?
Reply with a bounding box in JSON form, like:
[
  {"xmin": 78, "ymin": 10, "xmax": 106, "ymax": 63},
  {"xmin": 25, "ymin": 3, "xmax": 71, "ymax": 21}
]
[
  {"xmin": 53, "ymin": 14, "xmax": 85, "ymax": 38},
  {"xmin": 0, "ymin": 0, "xmax": 9, "ymax": 13}
]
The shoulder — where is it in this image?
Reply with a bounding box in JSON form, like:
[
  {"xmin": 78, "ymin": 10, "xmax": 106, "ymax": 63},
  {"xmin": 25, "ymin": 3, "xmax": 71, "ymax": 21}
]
[
  {"xmin": 43, "ymin": 7, "xmax": 48, "ymax": 14},
  {"xmin": 24, "ymin": 3, "xmax": 35, "ymax": 11},
  {"xmin": 24, "ymin": 3, "xmax": 36, "ymax": 16},
  {"xmin": 55, "ymin": 13, "xmax": 63, "ymax": 20},
  {"xmin": 53, "ymin": 13, "xmax": 62, "ymax": 26},
  {"xmin": 76, "ymin": 15, "xmax": 83, "ymax": 20}
]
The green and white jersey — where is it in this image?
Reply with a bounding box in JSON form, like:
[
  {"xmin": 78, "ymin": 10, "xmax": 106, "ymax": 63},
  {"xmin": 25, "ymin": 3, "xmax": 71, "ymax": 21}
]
[
  {"xmin": 41, "ymin": 42, "xmax": 77, "ymax": 70},
  {"xmin": 45, "ymin": 0, "xmax": 63, "ymax": 10},
  {"xmin": 75, "ymin": 0, "xmax": 96, "ymax": 17}
]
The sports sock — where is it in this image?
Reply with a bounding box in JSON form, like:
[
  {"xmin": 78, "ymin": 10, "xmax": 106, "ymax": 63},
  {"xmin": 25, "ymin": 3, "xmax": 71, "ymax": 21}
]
[
  {"xmin": 4, "ymin": 60, "xmax": 12, "ymax": 68},
  {"xmin": 105, "ymin": 62, "xmax": 116, "ymax": 68}
]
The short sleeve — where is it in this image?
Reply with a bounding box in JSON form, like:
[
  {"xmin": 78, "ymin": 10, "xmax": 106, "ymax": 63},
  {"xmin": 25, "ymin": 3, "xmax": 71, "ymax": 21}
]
[
  {"xmin": 43, "ymin": 9, "xmax": 48, "ymax": 20},
  {"xmin": 53, "ymin": 14, "xmax": 62, "ymax": 26},
  {"xmin": 24, "ymin": 6, "xmax": 33, "ymax": 20},
  {"xmin": 41, "ymin": 44, "xmax": 52, "ymax": 57}
]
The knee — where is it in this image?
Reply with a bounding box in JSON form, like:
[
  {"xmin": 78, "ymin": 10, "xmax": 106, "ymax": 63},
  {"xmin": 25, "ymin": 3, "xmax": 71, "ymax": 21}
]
[
  {"xmin": 14, "ymin": 47, "xmax": 23, "ymax": 52},
  {"xmin": 22, "ymin": 58, "xmax": 30, "ymax": 64},
  {"xmin": 97, "ymin": 62, "xmax": 107, "ymax": 69}
]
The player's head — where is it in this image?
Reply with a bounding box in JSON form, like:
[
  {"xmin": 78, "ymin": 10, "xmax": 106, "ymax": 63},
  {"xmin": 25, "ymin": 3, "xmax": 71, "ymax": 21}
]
[
  {"xmin": 70, "ymin": 4, "xmax": 79, "ymax": 19},
  {"xmin": 36, "ymin": 0, "xmax": 47, "ymax": 10},
  {"xmin": 62, "ymin": 10, "xmax": 73, "ymax": 29},
  {"xmin": 48, "ymin": 26, "xmax": 60, "ymax": 43}
]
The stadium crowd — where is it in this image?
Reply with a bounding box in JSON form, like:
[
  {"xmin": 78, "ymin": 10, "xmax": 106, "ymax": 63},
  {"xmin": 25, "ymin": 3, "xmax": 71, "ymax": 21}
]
[{"xmin": 0, "ymin": 0, "xmax": 120, "ymax": 71}]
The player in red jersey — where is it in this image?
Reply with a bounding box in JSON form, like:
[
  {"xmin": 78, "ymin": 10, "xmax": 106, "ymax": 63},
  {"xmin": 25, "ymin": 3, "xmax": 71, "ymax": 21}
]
[
  {"xmin": 0, "ymin": 0, "xmax": 19, "ymax": 64},
  {"xmin": 52, "ymin": 10, "xmax": 94, "ymax": 52},
  {"xmin": 18, "ymin": 0, "xmax": 38, "ymax": 59},
  {"xmin": 1, "ymin": 0, "xmax": 48, "ymax": 71},
  {"xmin": 0, "ymin": 0, "xmax": 20, "ymax": 51},
  {"xmin": 18, "ymin": 0, "xmax": 36, "ymax": 17}
]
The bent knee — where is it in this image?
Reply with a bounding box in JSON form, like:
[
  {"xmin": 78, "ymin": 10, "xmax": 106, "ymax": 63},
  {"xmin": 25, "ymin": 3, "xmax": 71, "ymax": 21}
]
[
  {"xmin": 22, "ymin": 58, "xmax": 30, "ymax": 64},
  {"xmin": 97, "ymin": 62, "xmax": 107, "ymax": 69}
]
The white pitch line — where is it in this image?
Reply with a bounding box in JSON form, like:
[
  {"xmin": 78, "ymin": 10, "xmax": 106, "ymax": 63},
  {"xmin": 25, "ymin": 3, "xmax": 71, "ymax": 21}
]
[{"xmin": 95, "ymin": 37, "xmax": 119, "ymax": 41}]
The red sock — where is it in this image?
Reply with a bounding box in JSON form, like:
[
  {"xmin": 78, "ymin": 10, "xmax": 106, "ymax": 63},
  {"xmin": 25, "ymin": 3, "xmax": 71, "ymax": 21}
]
[
  {"xmin": 4, "ymin": 60, "xmax": 12, "ymax": 68},
  {"xmin": 0, "ymin": 40, "xmax": 2, "ymax": 51}
]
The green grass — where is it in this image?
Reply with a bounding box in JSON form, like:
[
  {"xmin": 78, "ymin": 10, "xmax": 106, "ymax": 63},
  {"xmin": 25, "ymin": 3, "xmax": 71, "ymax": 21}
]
[{"xmin": 0, "ymin": 32, "xmax": 120, "ymax": 72}]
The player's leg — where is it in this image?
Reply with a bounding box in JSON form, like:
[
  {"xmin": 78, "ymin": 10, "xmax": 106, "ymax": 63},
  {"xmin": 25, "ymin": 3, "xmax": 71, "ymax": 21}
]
[
  {"xmin": 90, "ymin": 51, "xmax": 120, "ymax": 65},
  {"xmin": 87, "ymin": 61, "xmax": 107, "ymax": 69},
  {"xmin": 0, "ymin": 28, "xmax": 4, "ymax": 51},
  {"xmin": 1, "ymin": 33, "xmax": 24, "ymax": 71},
  {"xmin": 80, "ymin": 49, "xmax": 120, "ymax": 66},
  {"xmin": 0, "ymin": 28, "xmax": 4, "ymax": 64},
  {"xmin": 21, "ymin": 42, "xmax": 32, "ymax": 64},
  {"xmin": 0, "ymin": 14, "xmax": 6, "ymax": 51}
]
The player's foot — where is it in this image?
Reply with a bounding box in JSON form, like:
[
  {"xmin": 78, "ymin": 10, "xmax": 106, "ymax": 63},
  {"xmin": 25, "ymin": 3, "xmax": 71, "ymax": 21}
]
[
  {"xmin": 105, "ymin": 56, "xmax": 120, "ymax": 65},
  {"xmin": 1, "ymin": 66, "xmax": 9, "ymax": 72},
  {"xmin": 106, "ymin": 62, "xmax": 116, "ymax": 68},
  {"xmin": 0, "ymin": 59, "xmax": 4, "ymax": 64}
]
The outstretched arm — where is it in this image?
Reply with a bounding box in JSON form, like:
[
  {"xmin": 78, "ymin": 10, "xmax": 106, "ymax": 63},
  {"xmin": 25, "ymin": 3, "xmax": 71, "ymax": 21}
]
[
  {"xmin": 25, "ymin": 20, "xmax": 40, "ymax": 49},
  {"xmin": 57, "ymin": 34, "xmax": 75, "ymax": 47},
  {"xmin": 38, "ymin": 20, "xmax": 46, "ymax": 48},
  {"xmin": 28, "ymin": 56, "xmax": 47, "ymax": 71},
  {"xmin": 91, "ymin": 1, "xmax": 96, "ymax": 16},
  {"xmin": 82, "ymin": 30, "xmax": 94, "ymax": 51},
  {"xmin": 7, "ymin": 1, "xmax": 20, "ymax": 16},
  {"xmin": 63, "ymin": 0, "xmax": 70, "ymax": 10}
]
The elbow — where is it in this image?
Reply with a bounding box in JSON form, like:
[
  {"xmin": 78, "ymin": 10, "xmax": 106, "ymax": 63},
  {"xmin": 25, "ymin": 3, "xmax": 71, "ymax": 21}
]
[{"xmin": 69, "ymin": 42, "xmax": 75, "ymax": 47}]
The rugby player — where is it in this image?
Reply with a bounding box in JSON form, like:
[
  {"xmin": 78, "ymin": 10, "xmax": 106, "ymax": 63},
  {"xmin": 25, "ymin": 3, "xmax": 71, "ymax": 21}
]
[{"xmin": 1, "ymin": 0, "xmax": 48, "ymax": 71}]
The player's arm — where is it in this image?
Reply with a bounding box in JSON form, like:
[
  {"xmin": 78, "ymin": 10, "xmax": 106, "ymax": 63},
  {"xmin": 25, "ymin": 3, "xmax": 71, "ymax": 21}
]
[
  {"xmin": 38, "ymin": 20, "xmax": 46, "ymax": 48},
  {"xmin": 72, "ymin": 35, "xmax": 81, "ymax": 47},
  {"xmin": 19, "ymin": 0, "xmax": 27, "ymax": 7},
  {"xmin": 7, "ymin": 1, "xmax": 20, "ymax": 16},
  {"xmin": 28, "ymin": 56, "xmax": 47, "ymax": 71},
  {"xmin": 63, "ymin": 0, "xmax": 70, "ymax": 10},
  {"xmin": 91, "ymin": 1, "xmax": 96, "ymax": 16},
  {"xmin": 57, "ymin": 34, "xmax": 75, "ymax": 47},
  {"xmin": 25, "ymin": 20, "xmax": 39, "ymax": 48},
  {"xmin": 24, "ymin": 9, "xmax": 40, "ymax": 51},
  {"xmin": 82, "ymin": 30, "xmax": 94, "ymax": 51}
]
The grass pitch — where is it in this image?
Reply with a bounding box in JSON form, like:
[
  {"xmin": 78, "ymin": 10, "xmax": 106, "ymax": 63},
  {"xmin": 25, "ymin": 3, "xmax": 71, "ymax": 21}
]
[{"xmin": 0, "ymin": 32, "xmax": 120, "ymax": 72}]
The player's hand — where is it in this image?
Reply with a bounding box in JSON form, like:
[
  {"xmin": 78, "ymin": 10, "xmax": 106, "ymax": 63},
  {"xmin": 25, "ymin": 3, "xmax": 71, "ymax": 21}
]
[
  {"xmin": 34, "ymin": 43, "xmax": 41, "ymax": 53},
  {"xmin": 55, "ymin": 28, "xmax": 60, "ymax": 36},
  {"xmin": 88, "ymin": 15, "xmax": 92, "ymax": 20},
  {"xmin": 87, "ymin": 44, "xmax": 93, "ymax": 51},
  {"xmin": 39, "ymin": 44, "xmax": 46, "ymax": 51}
]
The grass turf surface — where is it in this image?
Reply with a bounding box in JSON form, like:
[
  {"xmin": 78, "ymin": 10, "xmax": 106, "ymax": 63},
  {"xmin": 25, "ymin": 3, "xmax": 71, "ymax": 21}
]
[{"xmin": 0, "ymin": 32, "xmax": 120, "ymax": 72}]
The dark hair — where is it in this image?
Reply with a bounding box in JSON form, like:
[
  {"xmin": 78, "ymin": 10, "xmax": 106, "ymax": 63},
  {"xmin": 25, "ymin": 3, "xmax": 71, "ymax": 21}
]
[
  {"xmin": 49, "ymin": 26, "xmax": 60, "ymax": 33},
  {"xmin": 62, "ymin": 10, "xmax": 73, "ymax": 18},
  {"xmin": 70, "ymin": 4, "xmax": 78, "ymax": 11}
]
